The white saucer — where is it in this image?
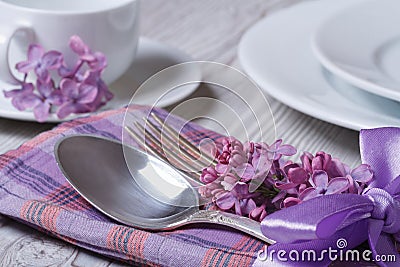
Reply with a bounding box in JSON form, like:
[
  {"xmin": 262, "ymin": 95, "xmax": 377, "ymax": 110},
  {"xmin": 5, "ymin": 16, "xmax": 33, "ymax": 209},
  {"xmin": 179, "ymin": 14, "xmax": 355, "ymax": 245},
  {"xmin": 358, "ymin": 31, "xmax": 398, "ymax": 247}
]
[
  {"xmin": 0, "ymin": 38, "xmax": 200, "ymax": 123},
  {"xmin": 312, "ymin": 0, "xmax": 400, "ymax": 102},
  {"xmin": 238, "ymin": 0, "xmax": 400, "ymax": 131}
]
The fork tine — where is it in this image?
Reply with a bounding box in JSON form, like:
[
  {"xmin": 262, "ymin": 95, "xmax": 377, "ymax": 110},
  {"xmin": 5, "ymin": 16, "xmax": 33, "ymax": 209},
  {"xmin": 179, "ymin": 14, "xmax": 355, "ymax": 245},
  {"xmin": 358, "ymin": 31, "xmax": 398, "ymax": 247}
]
[
  {"xmin": 134, "ymin": 122, "xmax": 204, "ymax": 175},
  {"xmin": 124, "ymin": 125, "xmax": 204, "ymax": 188},
  {"xmin": 144, "ymin": 117, "xmax": 214, "ymax": 169},
  {"xmin": 125, "ymin": 125, "xmax": 161, "ymax": 157},
  {"xmin": 150, "ymin": 112, "xmax": 217, "ymax": 166}
]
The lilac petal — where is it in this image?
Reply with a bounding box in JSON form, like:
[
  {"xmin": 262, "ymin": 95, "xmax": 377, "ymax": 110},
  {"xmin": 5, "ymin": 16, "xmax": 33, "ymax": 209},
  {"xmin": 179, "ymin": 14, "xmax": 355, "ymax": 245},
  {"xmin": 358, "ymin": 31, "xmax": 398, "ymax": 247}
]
[
  {"xmin": 15, "ymin": 61, "xmax": 36, "ymax": 73},
  {"xmin": 351, "ymin": 164, "xmax": 373, "ymax": 183},
  {"xmin": 60, "ymin": 79, "xmax": 79, "ymax": 99},
  {"xmin": 229, "ymin": 150, "xmax": 246, "ymax": 167},
  {"xmin": 215, "ymin": 163, "xmax": 229, "ymax": 174},
  {"xmin": 7, "ymin": 83, "xmax": 35, "ymax": 98},
  {"xmin": 312, "ymin": 156, "xmax": 323, "ymax": 171},
  {"xmin": 283, "ymin": 163, "xmax": 299, "ymax": 174},
  {"xmin": 239, "ymin": 198, "xmax": 256, "ymax": 215},
  {"xmin": 27, "ymin": 44, "xmax": 44, "ymax": 62},
  {"xmin": 234, "ymin": 199, "xmax": 242, "ymax": 216},
  {"xmin": 81, "ymin": 53, "xmax": 96, "ymax": 62},
  {"xmin": 250, "ymin": 206, "xmax": 267, "ymax": 222},
  {"xmin": 12, "ymin": 94, "xmax": 41, "ymax": 110},
  {"xmin": 274, "ymin": 181, "xmax": 297, "ymax": 190},
  {"xmin": 232, "ymin": 182, "xmax": 250, "ymax": 197},
  {"xmin": 325, "ymin": 177, "xmax": 350, "ymax": 195},
  {"xmin": 234, "ymin": 163, "xmax": 255, "ymax": 181},
  {"xmin": 48, "ymin": 90, "xmax": 64, "ymax": 106},
  {"xmin": 346, "ymin": 174, "xmax": 357, "ymax": 194},
  {"xmin": 269, "ymin": 139, "xmax": 282, "ymax": 151},
  {"xmin": 102, "ymin": 84, "xmax": 113, "ymax": 101},
  {"xmin": 272, "ymin": 190, "xmax": 286, "ymax": 203},
  {"xmin": 300, "ymin": 152, "xmax": 313, "ymax": 172},
  {"xmin": 287, "ymin": 167, "xmax": 308, "ymax": 184},
  {"xmin": 58, "ymin": 64, "xmax": 76, "ymax": 78},
  {"xmin": 37, "ymin": 79, "xmax": 55, "ymax": 98},
  {"xmin": 299, "ymin": 187, "xmax": 319, "ymax": 201},
  {"xmin": 327, "ymin": 158, "xmax": 348, "ymax": 178},
  {"xmin": 41, "ymin": 51, "xmax": 62, "ymax": 69},
  {"xmin": 215, "ymin": 192, "xmax": 235, "ymax": 210},
  {"xmin": 83, "ymin": 70, "xmax": 99, "ymax": 85},
  {"xmin": 260, "ymin": 153, "xmax": 273, "ymax": 167},
  {"xmin": 316, "ymin": 152, "xmax": 332, "ymax": 170},
  {"xmin": 89, "ymin": 52, "xmax": 107, "ymax": 71},
  {"xmin": 275, "ymin": 144, "xmax": 297, "ymax": 156},
  {"xmin": 221, "ymin": 179, "xmax": 236, "ymax": 192},
  {"xmin": 312, "ymin": 170, "xmax": 329, "ymax": 188},
  {"xmin": 78, "ymin": 84, "xmax": 98, "ymax": 104},
  {"xmin": 33, "ymin": 101, "xmax": 50, "ymax": 122},
  {"xmin": 35, "ymin": 66, "xmax": 50, "ymax": 83},
  {"xmin": 4, "ymin": 88, "xmax": 24, "ymax": 98},
  {"xmin": 283, "ymin": 197, "xmax": 302, "ymax": 208},
  {"xmin": 22, "ymin": 83, "xmax": 35, "ymax": 93},
  {"xmin": 69, "ymin": 35, "xmax": 88, "ymax": 55},
  {"xmin": 57, "ymin": 102, "xmax": 90, "ymax": 119}
]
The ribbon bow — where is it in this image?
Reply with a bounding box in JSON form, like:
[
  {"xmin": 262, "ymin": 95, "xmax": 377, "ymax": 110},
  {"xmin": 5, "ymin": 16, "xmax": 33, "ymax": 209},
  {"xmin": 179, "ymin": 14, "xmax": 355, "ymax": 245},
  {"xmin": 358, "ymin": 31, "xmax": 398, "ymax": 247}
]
[{"xmin": 260, "ymin": 128, "xmax": 400, "ymax": 266}]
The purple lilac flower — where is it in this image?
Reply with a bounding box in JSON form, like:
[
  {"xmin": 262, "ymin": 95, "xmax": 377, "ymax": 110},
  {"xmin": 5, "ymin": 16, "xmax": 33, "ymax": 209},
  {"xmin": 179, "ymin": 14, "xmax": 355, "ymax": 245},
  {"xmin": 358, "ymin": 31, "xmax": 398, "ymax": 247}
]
[
  {"xmin": 274, "ymin": 162, "xmax": 309, "ymax": 190},
  {"xmin": 347, "ymin": 164, "xmax": 373, "ymax": 194},
  {"xmin": 216, "ymin": 183, "xmax": 257, "ymax": 216},
  {"xmin": 299, "ymin": 170, "xmax": 349, "ymax": 201},
  {"xmin": 57, "ymin": 78, "xmax": 98, "ymax": 119},
  {"xmin": 16, "ymin": 44, "xmax": 62, "ymax": 82},
  {"xmin": 198, "ymin": 137, "xmax": 375, "ymax": 222},
  {"xmin": 83, "ymin": 71, "xmax": 113, "ymax": 110},
  {"xmin": 33, "ymin": 80, "xmax": 63, "ymax": 122},
  {"xmin": 263, "ymin": 139, "xmax": 297, "ymax": 161},
  {"xmin": 3, "ymin": 35, "xmax": 112, "ymax": 122},
  {"xmin": 3, "ymin": 83, "xmax": 36, "ymax": 111},
  {"xmin": 301, "ymin": 151, "xmax": 348, "ymax": 178},
  {"xmin": 4, "ymin": 80, "xmax": 63, "ymax": 122}
]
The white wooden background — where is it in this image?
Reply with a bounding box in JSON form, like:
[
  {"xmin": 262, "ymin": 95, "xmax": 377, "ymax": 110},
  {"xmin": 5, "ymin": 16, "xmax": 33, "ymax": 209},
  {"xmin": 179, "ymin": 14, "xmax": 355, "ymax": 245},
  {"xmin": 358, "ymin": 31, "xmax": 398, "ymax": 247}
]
[{"xmin": 0, "ymin": 0, "xmax": 363, "ymax": 265}]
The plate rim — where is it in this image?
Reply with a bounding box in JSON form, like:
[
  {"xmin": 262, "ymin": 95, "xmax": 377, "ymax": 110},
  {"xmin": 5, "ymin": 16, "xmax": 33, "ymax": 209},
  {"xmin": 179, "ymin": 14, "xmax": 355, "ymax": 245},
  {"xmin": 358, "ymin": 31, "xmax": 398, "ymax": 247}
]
[
  {"xmin": 238, "ymin": 0, "xmax": 400, "ymax": 131},
  {"xmin": 311, "ymin": 0, "xmax": 400, "ymax": 102}
]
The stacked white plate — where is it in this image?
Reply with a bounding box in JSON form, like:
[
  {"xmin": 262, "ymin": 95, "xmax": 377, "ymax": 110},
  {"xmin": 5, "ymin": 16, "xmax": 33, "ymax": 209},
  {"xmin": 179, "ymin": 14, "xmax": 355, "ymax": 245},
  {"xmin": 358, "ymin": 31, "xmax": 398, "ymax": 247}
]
[{"xmin": 238, "ymin": 0, "xmax": 400, "ymax": 131}]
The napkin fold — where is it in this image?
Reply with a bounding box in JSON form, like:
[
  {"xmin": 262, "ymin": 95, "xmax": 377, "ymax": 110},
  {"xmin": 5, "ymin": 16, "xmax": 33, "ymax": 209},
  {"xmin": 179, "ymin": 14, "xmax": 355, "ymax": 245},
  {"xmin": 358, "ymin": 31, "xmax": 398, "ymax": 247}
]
[{"xmin": 0, "ymin": 106, "xmax": 264, "ymax": 266}]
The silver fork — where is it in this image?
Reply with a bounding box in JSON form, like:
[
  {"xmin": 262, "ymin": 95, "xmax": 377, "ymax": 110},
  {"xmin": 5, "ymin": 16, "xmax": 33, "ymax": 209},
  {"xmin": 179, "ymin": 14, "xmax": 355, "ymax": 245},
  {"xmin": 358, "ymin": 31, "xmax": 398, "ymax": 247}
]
[{"xmin": 123, "ymin": 112, "xmax": 274, "ymax": 244}]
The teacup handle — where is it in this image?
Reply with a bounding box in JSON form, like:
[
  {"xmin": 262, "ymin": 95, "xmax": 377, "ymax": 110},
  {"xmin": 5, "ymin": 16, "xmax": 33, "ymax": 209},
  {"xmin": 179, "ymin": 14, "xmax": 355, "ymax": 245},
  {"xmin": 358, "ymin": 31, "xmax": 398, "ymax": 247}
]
[{"xmin": 0, "ymin": 25, "xmax": 35, "ymax": 84}]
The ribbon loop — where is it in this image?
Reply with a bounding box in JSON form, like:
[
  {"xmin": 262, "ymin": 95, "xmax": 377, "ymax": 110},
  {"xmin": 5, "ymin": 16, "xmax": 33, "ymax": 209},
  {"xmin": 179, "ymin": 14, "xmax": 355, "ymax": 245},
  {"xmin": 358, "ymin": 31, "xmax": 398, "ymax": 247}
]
[{"xmin": 365, "ymin": 188, "xmax": 400, "ymax": 234}]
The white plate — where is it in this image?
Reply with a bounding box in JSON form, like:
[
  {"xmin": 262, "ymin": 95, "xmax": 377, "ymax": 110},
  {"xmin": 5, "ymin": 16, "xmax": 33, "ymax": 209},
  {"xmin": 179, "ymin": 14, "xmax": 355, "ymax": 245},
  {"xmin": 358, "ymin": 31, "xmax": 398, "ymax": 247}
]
[
  {"xmin": 312, "ymin": 0, "xmax": 400, "ymax": 102},
  {"xmin": 238, "ymin": 0, "xmax": 400, "ymax": 131},
  {"xmin": 0, "ymin": 38, "xmax": 200, "ymax": 123}
]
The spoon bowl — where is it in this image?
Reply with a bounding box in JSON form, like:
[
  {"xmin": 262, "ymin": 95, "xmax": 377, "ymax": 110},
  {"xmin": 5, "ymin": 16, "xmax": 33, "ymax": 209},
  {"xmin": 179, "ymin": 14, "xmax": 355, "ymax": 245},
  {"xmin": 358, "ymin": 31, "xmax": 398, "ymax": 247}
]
[{"xmin": 55, "ymin": 135, "xmax": 274, "ymax": 243}]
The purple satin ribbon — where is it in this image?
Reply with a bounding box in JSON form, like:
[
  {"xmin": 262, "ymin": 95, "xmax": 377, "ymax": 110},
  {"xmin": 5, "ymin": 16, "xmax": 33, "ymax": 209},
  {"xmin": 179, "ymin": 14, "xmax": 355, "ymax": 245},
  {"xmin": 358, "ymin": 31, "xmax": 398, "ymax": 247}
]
[{"xmin": 260, "ymin": 128, "xmax": 400, "ymax": 266}]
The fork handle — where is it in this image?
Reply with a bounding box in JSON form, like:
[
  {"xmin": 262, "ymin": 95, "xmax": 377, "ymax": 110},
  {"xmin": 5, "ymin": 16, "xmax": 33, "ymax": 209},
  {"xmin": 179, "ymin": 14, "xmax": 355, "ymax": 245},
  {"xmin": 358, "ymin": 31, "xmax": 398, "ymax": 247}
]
[{"xmin": 187, "ymin": 210, "xmax": 275, "ymax": 244}]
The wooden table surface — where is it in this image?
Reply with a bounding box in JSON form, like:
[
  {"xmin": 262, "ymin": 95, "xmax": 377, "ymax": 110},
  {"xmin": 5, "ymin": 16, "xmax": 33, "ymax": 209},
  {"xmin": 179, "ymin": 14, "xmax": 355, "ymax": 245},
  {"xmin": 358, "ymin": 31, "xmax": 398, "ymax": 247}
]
[{"xmin": 0, "ymin": 0, "xmax": 363, "ymax": 265}]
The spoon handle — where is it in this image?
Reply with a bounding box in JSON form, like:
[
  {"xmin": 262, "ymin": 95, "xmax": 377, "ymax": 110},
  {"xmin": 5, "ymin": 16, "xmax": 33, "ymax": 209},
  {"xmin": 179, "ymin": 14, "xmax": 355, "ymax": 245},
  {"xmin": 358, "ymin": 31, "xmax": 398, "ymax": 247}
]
[{"xmin": 187, "ymin": 210, "xmax": 275, "ymax": 244}]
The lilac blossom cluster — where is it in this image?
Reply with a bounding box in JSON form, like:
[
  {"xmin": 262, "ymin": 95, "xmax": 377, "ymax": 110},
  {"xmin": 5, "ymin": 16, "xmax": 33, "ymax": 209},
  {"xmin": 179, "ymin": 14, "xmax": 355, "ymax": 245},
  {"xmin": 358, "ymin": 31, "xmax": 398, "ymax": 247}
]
[
  {"xmin": 199, "ymin": 137, "xmax": 374, "ymax": 222},
  {"xmin": 3, "ymin": 35, "xmax": 113, "ymax": 122}
]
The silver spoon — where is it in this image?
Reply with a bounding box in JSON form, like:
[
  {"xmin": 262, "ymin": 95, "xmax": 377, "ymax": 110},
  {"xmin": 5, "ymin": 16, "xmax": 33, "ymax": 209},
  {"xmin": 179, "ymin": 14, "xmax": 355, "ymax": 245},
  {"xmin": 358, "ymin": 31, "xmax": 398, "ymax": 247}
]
[{"xmin": 54, "ymin": 135, "xmax": 274, "ymax": 244}]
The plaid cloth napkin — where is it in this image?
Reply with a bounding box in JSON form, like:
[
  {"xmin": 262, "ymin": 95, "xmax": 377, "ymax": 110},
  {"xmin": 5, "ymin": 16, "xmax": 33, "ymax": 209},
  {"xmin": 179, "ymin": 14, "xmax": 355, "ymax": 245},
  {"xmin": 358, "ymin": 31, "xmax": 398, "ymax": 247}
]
[{"xmin": 0, "ymin": 105, "xmax": 265, "ymax": 266}]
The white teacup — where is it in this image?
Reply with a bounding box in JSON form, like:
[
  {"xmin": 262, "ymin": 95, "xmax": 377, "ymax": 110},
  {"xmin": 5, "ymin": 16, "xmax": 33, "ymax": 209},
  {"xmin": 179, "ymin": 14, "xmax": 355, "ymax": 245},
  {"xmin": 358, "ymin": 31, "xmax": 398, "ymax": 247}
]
[{"xmin": 0, "ymin": 0, "xmax": 140, "ymax": 85}]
